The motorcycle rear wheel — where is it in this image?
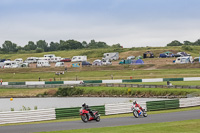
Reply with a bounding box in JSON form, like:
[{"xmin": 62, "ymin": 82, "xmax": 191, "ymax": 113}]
[
  {"xmin": 81, "ymin": 114, "xmax": 88, "ymax": 122},
  {"xmin": 133, "ymin": 111, "xmax": 139, "ymax": 118},
  {"xmin": 95, "ymin": 114, "xmax": 100, "ymax": 122}
]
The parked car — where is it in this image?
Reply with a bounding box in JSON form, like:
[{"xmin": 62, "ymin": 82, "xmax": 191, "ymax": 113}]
[
  {"xmin": 102, "ymin": 60, "xmax": 112, "ymax": 65},
  {"xmin": 82, "ymin": 61, "xmax": 92, "ymax": 66},
  {"xmin": 55, "ymin": 62, "xmax": 65, "ymax": 67},
  {"xmin": 60, "ymin": 58, "xmax": 71, "ymax": 62},
  {"xmin": 93, "ymin": 59, "xmax": 102, "ymax": 66}
]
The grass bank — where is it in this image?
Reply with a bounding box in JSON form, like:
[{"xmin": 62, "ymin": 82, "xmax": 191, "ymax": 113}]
[
  {"xmin": 38, "ymin": 119, "xmax": 200, "ymax": 133},
  {"xmin": 0, "ymin": 87, "xmax": 199, "ymax": 98},
  {"xmin": 55, "ymin": 87, "xmax": 200, "ymax": 97}
]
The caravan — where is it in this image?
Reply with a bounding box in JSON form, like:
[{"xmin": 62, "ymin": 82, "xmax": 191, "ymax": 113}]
[
  {"xmin": 71, "ymin": 56, "xmax": 87, "ymax": 62},
  {"xmin": 175, "ymin": 56, "xmax": 193, "ymax": 64},
  {"xmin": 25, "ymin": 57, "xmax": 38, "ymax": 63},
  {"xmin": 43, "ymin": 54, "xmax": 61, "ymax": 62},
  {"xmin": 4, "ymin": 61, "xmax": 19, "ymax": 68},
  {"xmin": 102, "ymin": 52, "xmax": 119, "ymax": 61},
  {"xmin": 36, "ymin": 60, "xmax": 51, "ymax": 67}
]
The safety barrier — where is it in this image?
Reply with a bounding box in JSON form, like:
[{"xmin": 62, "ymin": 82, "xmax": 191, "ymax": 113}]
[
  {"xmin": 179, "ymin": 97, "xmax": 200, "ymax": 108},
  {"xmin": 105, "ymin": 102, "xmax": 146, "ymax": 115},
  {"xmin": 146, "ymin": 99, "xmax": 179, "ymax": 111},
  {"xmin": 1, "ymin": 77, "xmax": 200, "ymax": 86},
  {"xmin": 0, "ymin": 108, "xmax": 56, "ymax": 125},
  {"xmin": 0, "ymin": 97, "xmax": 199, "ymax": 124},
  {"xmin": 55, "ymin": 105, "xmax": 105, "ymax": 119}
]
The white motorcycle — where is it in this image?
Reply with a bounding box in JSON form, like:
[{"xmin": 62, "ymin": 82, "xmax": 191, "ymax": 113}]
[{"xmin": 131, "ymin": 106, "xmax": 148, "ymax": 118}]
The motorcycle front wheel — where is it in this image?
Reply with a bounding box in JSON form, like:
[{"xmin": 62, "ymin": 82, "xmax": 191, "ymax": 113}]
[
  {"xmin": 81, "ymin": 114, "xmax": 88, "ymax": 122},
  {"xmin": 95, "ymin": 114, "xmax": 100, "ymax": 122},
  {"xmin": 133, "ymin": 110, "xmax": 139, "ymax": 118},
  {"xmin": 143, "ymin": 112, "xmax": 148, "ymax": 117}
]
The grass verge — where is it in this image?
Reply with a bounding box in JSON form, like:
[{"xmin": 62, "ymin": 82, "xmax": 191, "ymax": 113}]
[{"xmin": 37, "ymin": 119, "xmax": 200, "ymax": 133}]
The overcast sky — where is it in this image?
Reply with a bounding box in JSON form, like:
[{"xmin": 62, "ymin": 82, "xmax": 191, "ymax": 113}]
[{"xmin": 0, "ymin": 0, "xmax": 200, "ymax": 48}]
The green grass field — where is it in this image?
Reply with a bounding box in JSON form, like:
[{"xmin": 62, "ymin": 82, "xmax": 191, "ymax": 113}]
[
  {"xmin": 37, "ymin": 119, "xmax": 200, "ymax": 133},
  {"xmin": 1, "ymin": 68, "xmax": 200, "ymax": 82}
]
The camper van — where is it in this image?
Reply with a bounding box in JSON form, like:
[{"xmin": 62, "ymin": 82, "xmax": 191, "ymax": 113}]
[
  {"xmin": 175, "ymin": 56, "xmax": 193, "ymax": 64},
  {"xmin": 25, "ymin": 57, "xmax": 38, "ymax": 63},
  {"xmin": 38, "ymin": 57, "xmax": 50, "ymax": 61},
  {"xmin": 102, "ymin": 52, "xmax": 119, "ymax": 61},
  {"xmin": 4, "ymin": 61, "xmax": 19, "ymax": 68},
  {"xmin": 36, "ymin": 60, "xmax": 51, "ymax": 67},
  {"xmin": 71, "ymin": 56, "xmax": 87, "ymax": 62},
  {"xmin": 14, "ymin": 58, "xmax": 23, "ymax": 64}
]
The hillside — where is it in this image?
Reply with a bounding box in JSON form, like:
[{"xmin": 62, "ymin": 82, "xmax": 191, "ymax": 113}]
[{"xmin": 0, "ymin": 46, "xmax": 200, "ymax": 61}]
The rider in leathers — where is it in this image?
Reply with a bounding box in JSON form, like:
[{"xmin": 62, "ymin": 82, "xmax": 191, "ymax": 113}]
[
  {"xmin": 82, "ymin": 103, "xmax": 95, "ymax": 117},
  {"xmin": 133, "ymin": 101, "xmax": 144, "ymax": 115}
]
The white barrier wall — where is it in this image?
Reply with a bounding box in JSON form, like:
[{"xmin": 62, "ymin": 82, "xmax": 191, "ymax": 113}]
[
  {"xmin": 142, "ymin": 78, "xmax": 163, "ymax": 82},
  {"xmin": 184, "ymin": 77, "xmax": 200, "ymax": 81},
  {"xmin": 105, "ymin": 102, "xmax": 146, "ymax": 115},
  {"xmin": 102, "ymin": 80, "xmax": 122, "ymax": 84},
  {"xmin": 64, "ymin": 81, "xmax": 83, "ymax": 84},
  {"xmin": 179, "ymin": 97, "xmax": 200, "ymax": 108},
  {"xmin": 0, "ymin": 108, "xmax": 56, "ymax": 125},
  {"xmin": 26, "ymin": 81, "xmax": 45, "ymax": 85},
  {"xmin": 2, "ymin": 82, "xmax": 8, "ymax": 85}
]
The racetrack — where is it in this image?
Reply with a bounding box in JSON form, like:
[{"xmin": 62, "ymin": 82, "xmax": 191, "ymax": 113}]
[{"xmin": 0, "ymin": 110, "xmax": 200, "ymax": 133}]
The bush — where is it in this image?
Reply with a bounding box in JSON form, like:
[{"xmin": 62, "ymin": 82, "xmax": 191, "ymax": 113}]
[
  {"xmin": 182, "ymin": 45, "xmax": 193, "ymax": 51},
  {"xmin": 56, "ymin": 87, "xmax": 84, "ymax": 96},
  {"xmin": 35, "ymin": 48, "xmax": 44, "ymax": 53}
]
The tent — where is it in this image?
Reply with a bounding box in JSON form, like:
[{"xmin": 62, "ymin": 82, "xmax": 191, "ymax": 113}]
[
  {"xmin": 135, "ymin": 55, "xmax": 143, "ymax": 60},
  {"xmin": 131, "ymin": 59, "xmax": 144, "ymax": 65}
]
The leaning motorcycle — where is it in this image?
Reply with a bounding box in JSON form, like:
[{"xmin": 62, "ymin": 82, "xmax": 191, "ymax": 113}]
[
  {"xmin": 80, "ymin": 107, "xmax": 100, "ymax": 122},
  {"xmin": 131, "ymin": 106, "xmax": 147, "ymax": 118}
]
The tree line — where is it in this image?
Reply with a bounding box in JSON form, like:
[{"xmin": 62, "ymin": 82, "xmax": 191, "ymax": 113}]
[
  {"xmin": 167, "ymin": 39, "xmax": 200, "ymax": 46},
  {"xmin": 0, "ymin": 40, "xmax": 122, "ymax": 54}
]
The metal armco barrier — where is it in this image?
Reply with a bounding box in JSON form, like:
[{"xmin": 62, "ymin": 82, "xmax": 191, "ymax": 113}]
[
  {"xmin": 146, "ymin": 99, "xmax": 179, "ymax": 111},
  {"xmin": 0, "ymin": 108, "xmax": 56, "ymax": 125},
  {"xmin": 179, "ymin": 97, "xmax": 200, "ymax": 108},
  {"xmin": 55, "ymin": 105, "xmax": 105, "ymax": 119},
  {"xmin": 105, "ymin": 102, "xmax": 146, "ymax": 115},
  {"xmin": 1, "ymin": 77, "xmax": 200, "ymax": 88}
]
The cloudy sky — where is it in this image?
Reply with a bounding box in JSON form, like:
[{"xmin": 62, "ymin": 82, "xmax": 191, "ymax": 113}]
[{"xmin": 0, "ymin": 0, "xmax": 200, "ymax": 48}]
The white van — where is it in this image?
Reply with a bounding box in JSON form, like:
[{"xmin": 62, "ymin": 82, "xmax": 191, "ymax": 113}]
[
  {"xmin": 36, "ymin": 60, "xmax": 51, "ymax": 67},
  {"xmin": 4, "ymin": 61, "xmax": 19, "ymax": 68},
  {"xmin": 71, "ymin": 56, "xmax": 87, "ymax": 62},
  {"xmin": 14, "ymin": 58, "xmax": 23, "ymax": 64},
  {"xmin": 55, "ymin": 62, "xmax": 64, "ymax": 67},
  {"xmin": 25, "ymin": 57, "xmax": 38, "ymax": 63}
]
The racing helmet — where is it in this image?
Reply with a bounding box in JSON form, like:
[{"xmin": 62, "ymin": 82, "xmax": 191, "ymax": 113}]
[
  {"xmin": 133, "ymin": 101, "xmax": 137, "ymax": 105},
  {"xmin": 82, "ymin": 103, "xmax": 86, "ymax": 107}
]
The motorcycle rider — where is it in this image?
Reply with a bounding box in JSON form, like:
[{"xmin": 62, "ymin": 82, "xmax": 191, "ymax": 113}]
[
  {"xmin": 82, "ymin": 103, "xmax": 95, "ymax": 117},
  {"xmin": 133, "ymin": 101, "xmax": 144, "ymax": 115}
]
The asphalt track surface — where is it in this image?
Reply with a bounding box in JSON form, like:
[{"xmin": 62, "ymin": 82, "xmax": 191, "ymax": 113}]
[{"xmin": 0, "ymin": 110, "xmax": 200, "ymax": 133}]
